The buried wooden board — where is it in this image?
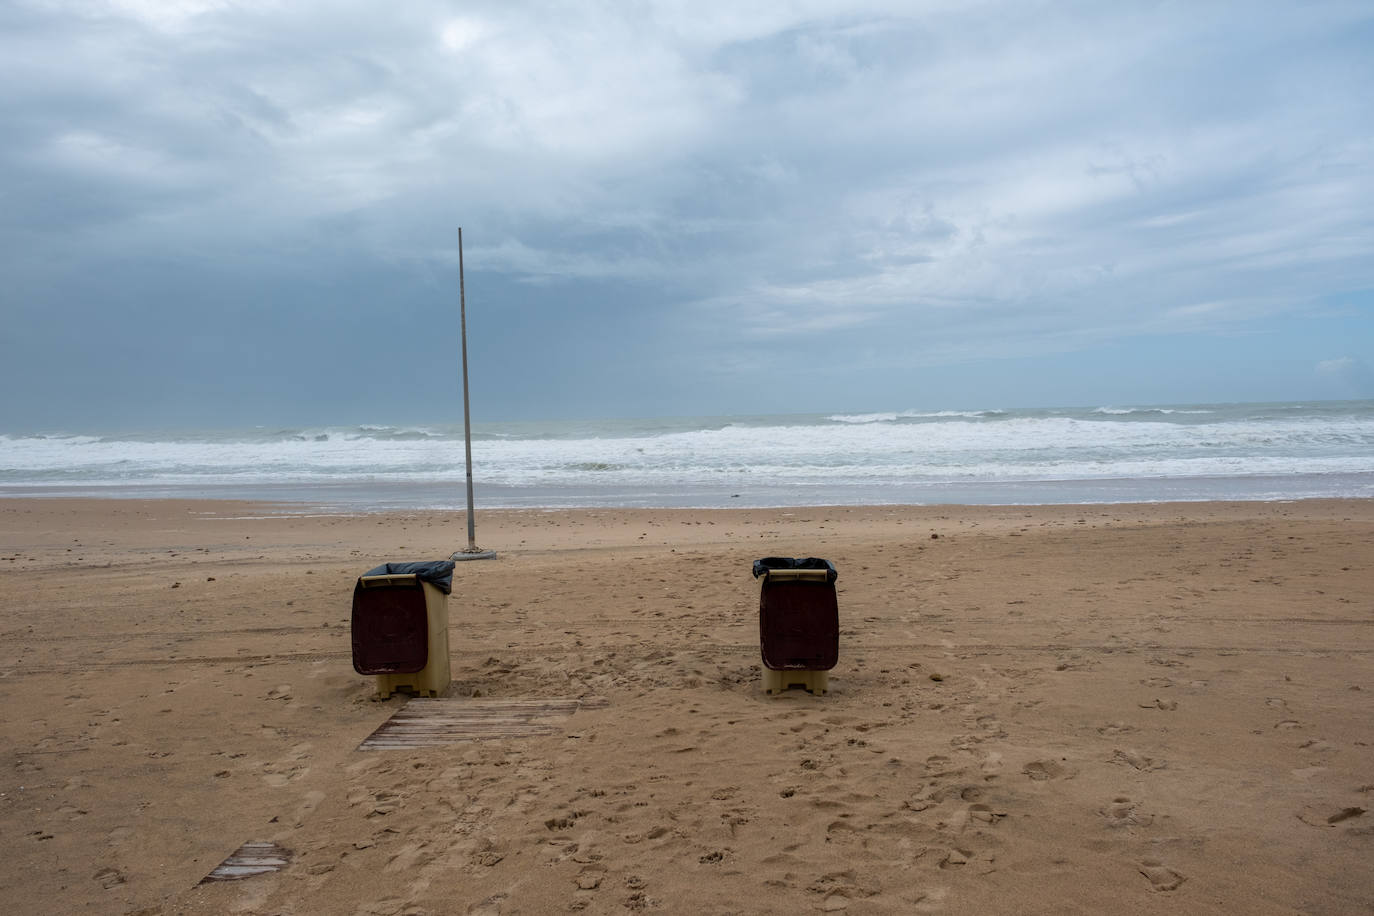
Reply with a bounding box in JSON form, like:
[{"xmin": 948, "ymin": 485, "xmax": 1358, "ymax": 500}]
[
  {"xmin": 358, "ymin": 697, "xmax": 609, "ymax": 750},
  {"xmin": 200, "ymin": 841, "xmax": 292, "ymax": 883}
]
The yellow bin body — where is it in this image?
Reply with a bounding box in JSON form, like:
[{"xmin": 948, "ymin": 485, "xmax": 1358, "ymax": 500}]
[
  {"xmin": 762, "ymin": 667, "xmax": 829, "ymax": 696},
  {"xmin": 351, "ymin": 573, "xmax": 451, "ymax": 699},
  {"xmin": 755, "ymin": 562, "xmax": 838, "ymax": 696}
]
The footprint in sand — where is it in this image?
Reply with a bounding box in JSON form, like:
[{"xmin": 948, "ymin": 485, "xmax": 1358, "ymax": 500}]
[
  {"xmin": 1297, "ymin": 805, "xmax": 1367, "ymax": 827},
  {"xmin": 1298, "ymin": 738, "xmax": 1338, "ymax": 753},
  {"xmin": 939, "ymin": 848, "xmax": 974, "ymax": 869},
  {"xmin": 1138, "ymin": 859, "xmax": 1186, "ymax": 891},
  {"xmin": 470, "ymin": 836, "xmax": 507, "ymax": 868},
  {"xmin": 1139, "ymin": 698, "xmax": 1178, "ymax": 711},
  {"xmin": 1022, "ymin": 760, "xmax": 1070, "ymax": 781},
  {"xmin": 466, "ymin": 894, "xmax": 506, "ymax": 915},
  {"xmin": 1100, "ymin": 796, "xmax": 1153, "ymax": 829},
  {"xmin": 923, "ymin": 755, "xmax": 957, "ymax": 777},
  {"xmin": 383, "ymin": 840, "xmax": 428, "ymax": 873},
  {"xmin": 93, "ymin": 866, "xmax": 125, "ymax": 889},
  {"xmin": 909, "ymin": 886, "xmax": 950, "ymax": 913},
  {"xmin": 575, "ymin": 865, "xmax": 606, "ymax": 890},
  {"xmin": 261, "ymin": 766, "xmax": 309, "ymax": 788},
  {"xmin": 967, "ymin": 803, "xmax": 1006, "ymax": 825},
  {"xmin": 807, "ymin": 870, "xmax": 882, "ymax": 903},
  {"xmin": 979, "ymin": 750, "xmax": 1004, "ymax": 777},
  {"xmin": 1110, "ymin": 749, "xmax": 1165, "ymax": 771}
]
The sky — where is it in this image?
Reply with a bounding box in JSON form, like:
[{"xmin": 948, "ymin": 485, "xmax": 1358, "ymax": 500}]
[{"xmin": 2, "ymin": 0, "xmax": 1372, "ymax": 431}]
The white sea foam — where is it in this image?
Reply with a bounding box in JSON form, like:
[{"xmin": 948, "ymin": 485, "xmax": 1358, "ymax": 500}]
[
  {"xmin": 3, "ymin": 400, "xmax": 1372, "ymax": 507},
  {"xmin": 1091, "ymin": 406, "xmax": 1215, "ymax": 416},
  {"xmin": 827, "ymin": 409, "xmax": 1001, "ymax": 423},
  {"xmin": 828, "ymin": 412, "xmax": 903, "ymax": 424}
]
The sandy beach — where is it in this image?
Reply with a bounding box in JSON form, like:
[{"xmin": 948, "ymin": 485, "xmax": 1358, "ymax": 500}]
[{"xmin": 1, "ymin": 497, "xmax": 1370, "ymax": 915}]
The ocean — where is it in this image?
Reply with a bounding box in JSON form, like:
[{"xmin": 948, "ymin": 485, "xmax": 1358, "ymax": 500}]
[{"xmin": 2, "ymin": 400, "xmax": 1372, "ymax": 512}]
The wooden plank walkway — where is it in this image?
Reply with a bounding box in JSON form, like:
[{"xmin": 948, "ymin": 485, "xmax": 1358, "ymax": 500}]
[
  {"xmin": 357, "ymin": 697, "xmax": 609, "ymax": 750},
  {"xmin": 200, "ymin": 841, "xmax": 292, "ymax": 883}
]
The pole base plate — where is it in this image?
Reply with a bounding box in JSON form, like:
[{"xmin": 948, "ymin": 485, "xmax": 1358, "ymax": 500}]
[{"xmin": 451, "ymin": 549, "xmax": 498, "ymax": 561}]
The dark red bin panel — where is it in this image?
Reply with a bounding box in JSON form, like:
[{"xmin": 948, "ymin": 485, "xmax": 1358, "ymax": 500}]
[
  {"xmin": 352, "ymin": 580, "xmax": 429, "ymax": 675},
  {"xmin": 759, "ymin": 579, "xmax": 839, "ymax": 671}
]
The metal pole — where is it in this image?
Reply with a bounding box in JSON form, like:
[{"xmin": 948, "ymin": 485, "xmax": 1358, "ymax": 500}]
[
  {"xmin": 454, "ymin": 227, "xmax": 496, "ymax": 561},
  {"xmin": 459, "ymin": 227, "xmax": 476, "ymax": 549}
]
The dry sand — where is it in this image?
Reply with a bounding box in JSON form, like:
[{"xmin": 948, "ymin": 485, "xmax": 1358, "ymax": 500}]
[{"xmin": 1, "ymin": 498, "xmax": 1371, "ymax": 915}]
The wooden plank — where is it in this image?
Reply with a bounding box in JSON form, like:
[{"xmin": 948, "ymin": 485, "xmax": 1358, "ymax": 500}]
[
  {"xmin": 399, "ymin": 698, "xmax": 607, "ymax": 713},
  {"xmin": 200, "ymin": 842, "xmax": 291, "ymax": 883},
  {"xmin": 357, "ymin": 697, "xmax": 607, "ymax": 750}
]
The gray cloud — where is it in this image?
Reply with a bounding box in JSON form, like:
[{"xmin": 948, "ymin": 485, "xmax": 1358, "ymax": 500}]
[{"xmin": 2, "ymin": 0, "xmax": 1372, "ymax": 427}]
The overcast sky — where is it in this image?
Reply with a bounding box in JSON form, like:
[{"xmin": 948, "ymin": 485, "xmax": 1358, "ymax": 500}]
[{"xmin": 3, "ymin": 0, "xmax": 1372, "ymax": 431}]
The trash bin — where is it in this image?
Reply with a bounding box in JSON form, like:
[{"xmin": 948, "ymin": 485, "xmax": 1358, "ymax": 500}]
[
  {"xmin": 351, "ymin": 561, "xmax": 455, "ymax": 698},
  {"xmin": 752, "ymin": 557, "xmax": 838, "ymax": 695}
]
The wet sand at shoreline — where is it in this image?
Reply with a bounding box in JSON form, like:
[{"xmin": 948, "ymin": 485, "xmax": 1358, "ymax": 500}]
[{"xmin": 1, "ymin": 498, "xmax": 1371, "ymax": 914}]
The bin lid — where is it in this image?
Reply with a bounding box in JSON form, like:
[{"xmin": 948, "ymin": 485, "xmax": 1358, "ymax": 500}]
[
  {"xmin": 360, "ymin": 560, "xmax": 456, "ymax": 594},
  {"xmin": 752, "ymin": 557, "xmax": 837, "ymax": 583}
]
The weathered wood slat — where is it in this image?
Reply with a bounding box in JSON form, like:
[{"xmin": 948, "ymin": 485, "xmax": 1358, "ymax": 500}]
[
  {"xmin": 200, "ymin": 842, "xmax": 292, "ymax": 883},
  {"xmin": 360, "ymin": 724, "xmax": 563, "ymax": 738},
  {"xmin": 357, "ymin": 697, "xmax": 607, "ymax": 750},
  {"xmin": 368, "ymin": 727, "xmax": 562, "ymax": 737},
  {"xmin": 399, "ymin": 698, "xmax": 607, "ymax": 712},
  {"xmin": 380, "ymin": 714, "xmax": 563, "ymax": 721},
  {"xmin": 382, "ymin": 713, "xmax": 573, "ymax": 721}
]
